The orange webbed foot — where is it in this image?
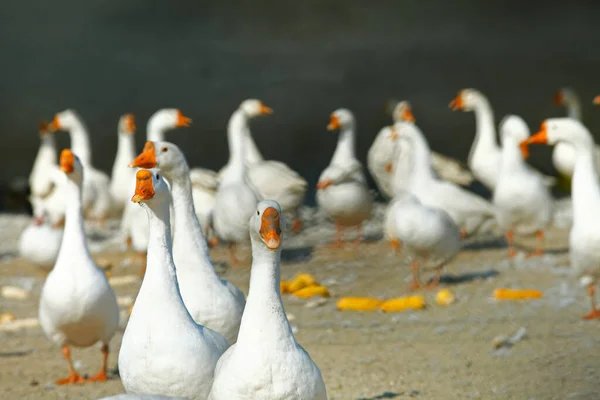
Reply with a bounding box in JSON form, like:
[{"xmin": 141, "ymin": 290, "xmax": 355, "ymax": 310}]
[
  {"xmin": 86, "ymin": 371, "xmax": 108, "ymax": 383},
  {"xmin": 409, "ymin": 281, "xmax": 423, "ymax": 291},
  {"xmin": 583, "ymin": 309, "xmax": 600, "ymax": 320},
  {"xmin": 526, "ymin": 249, "xmax": 543, "ymax": 258},
  {"xmin": 56, "ymin": 373, "xmax": 85, "ymax": 385},
  {"xmin": 507, "ymin": 248, "xmax": 518, "ymax": 258}
]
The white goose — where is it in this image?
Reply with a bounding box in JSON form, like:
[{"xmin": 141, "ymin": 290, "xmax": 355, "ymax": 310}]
[
  {"xmin": 493, "ymin": 115, "xmax": 553, "ymax": 257},
  {"xmin": 209, "ymin": 200, "xmax": 327, "ymax": 400},
  {"xmin": 130, "ymin": 140, "xmax": 245, "ymax": 344},
  {"xmin": 49, "ymin": 109, "xmax": 114, "ymax": 224},
  {"xmin": 18, "ymin": 216, "xmax": 63, "ymax": 270},
  {"xmin": 39, "ymin": 149, "xmax": 119, "ymax": 384},
  {"xmin": 190, "ymin": 167, "xmax": 219, "ymax": 238},
  {"xmin": 119, "ymin": 169, "xmax": 228, "ymax": 399},
  {"xmin": 391, "ymin": 121, "xmax": 496, "ymax": 238},
  {"xmin": 212, "ymin": 104, "xmax": 262, "ymax": 263},
  {"xmin": 384, "ymin": 190, "xmax": 461, "ymax": 290},
  {"xmin": 316, "ymin": 109, "xmax": 373, "ymax": 246},
  {"xmin": 552, "ymin": 88, "xmax": 600, "ymax": 183},
  {"xmin": 110, "ymin": 114, "xmax": 137, "ymax": 212},
  {"xmin": 521, "ymin": 119, "xmax": 600, "ymax": 320},
  {"xmin": 219, "ymin": 99, "xmax": 308, "ymax": 231}
]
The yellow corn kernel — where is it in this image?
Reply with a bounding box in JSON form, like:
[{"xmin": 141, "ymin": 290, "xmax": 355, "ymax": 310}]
[
  {"xmin": 336, "ymin": 297, "xmax": 383, "ymax": 311},
  {"xmin": 494, "ymin": 288, "xmax": 542, "ymax": 300},
  {"xmin": 435, "ymin": 289, "xmax": 455, "ymax": 306},
  {"xmin": 293, "ymin": 285, "xmax": 330, "ymax": 299},
  {"xmin": 280, "ymin": 281, "xmax": 291, "ymax": 294},
  {"xmin": 380, "ymin": 296, "xmax": 425, "ymax": 312},
  {"xmin": 288, "ymin": 273, "xmax": 318, "ymax": 293}
]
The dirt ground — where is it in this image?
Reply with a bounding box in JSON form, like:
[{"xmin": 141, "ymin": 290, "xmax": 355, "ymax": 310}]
[{"xmin": 1, "ymin": 206, "xmax": 600, "ymax": 400}]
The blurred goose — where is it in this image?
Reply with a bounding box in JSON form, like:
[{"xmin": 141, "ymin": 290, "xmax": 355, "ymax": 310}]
[
  {"xmin": 219, "ymin": 99, "xmax": 308, "ymax": 231},
  {"xmin": 18, "ymin": 215, "xmax": 63, "ymax": 270},
  {"xmin": 209, "ymin": 200, "xmax": 327, "ymax": 400},
  {"xmin": 384, "ymin": 190, "xmax": 461, "ymax": 289},
  {"xmin": 493, "ymin": 116, "xmax": 553, "ymax": 257},
  {"xmin": 119, "ymin": 169, "xmax": 228, "ymax": 399},
  {"xmin": 552, "ymin": 88, "xmax": 600, "ymax": 189},
  {"xmin": 49, "ymin": 109, "xmax": 114, "ymax": 224},
  {"xmin": 316, "ymin": 109, "xmax": 373, "ymax": 246},
  {"xmin": 190, "ymin": 167, "xmax": 219, "ymax": 238},
  {"xmin": 212, "ymin": 103, "xmax": 262, "ymax": 263},
  {"xmin": 391, "ymin": 121, "xmax": 496, "ymax": 238},
  {"xmin": 130, "ymin": 140, "xmax": 245, "ymax": 344},
  {"xmin": 110, "ymin": 114, "xmax": 137, "ymax": 212},
  {"xmin": 39, "ymin": 149, "xmax": 119, "ymax": 384},
  {"xmin": 521, "ymin": 119, "xmax": 600, "ymax": 319}
]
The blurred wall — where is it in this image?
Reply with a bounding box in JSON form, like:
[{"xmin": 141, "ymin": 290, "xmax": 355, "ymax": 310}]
[{"xmin": 1, "ymin": 1, "xmax": 599, "ymax": 205}]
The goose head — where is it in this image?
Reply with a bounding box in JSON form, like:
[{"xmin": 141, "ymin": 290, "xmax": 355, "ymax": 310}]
[
  {"xmin": 129, "ymin": 141, "xmax": 188, "ymax": 178},
  {"xmin": 327, "ymin": 108, "xmax": 355, "ymax": 131},
  {"xmin": 250, "ymin": 200, "xmax": 282, "ymax": 251},
  {"xmin": 392, "ymin": 101, "xmax": 416, "ymax": 123},
  {"xmin": 239, "ymin": 99, "xmax": 273, "ymax": 118},
  {"xmin": 49, "ymin": 109, "xmax": 83, "ymax": 132},
  {"xmin": 148, "ymin": 109, "xmax": 192, "ymax": 131},
  {"xmin": 118, "ymin": 113, "xmax": 136, "ymax": 135},
  {"xmin": 593, "ymin": 95, "xmax": 600, "ymax": 105},
  {"xmin": 131, "ymin": 168, "xmax": 168, "ymax": 207},
  {"xmin": 499, "ymin": 115, "xmax": 531, "ymax": 158},
  {"xmin": 449, "ymin": 88, "xmax": 485, "ymax": 112},
  {"xmin": 520, "ymin": 118, "xmax": 593, "ymax": 152},
  {"xmin": 553, "ymin": 87, "xmax": 578, "ymax": 106},
  {"xmin": 59, "ymin": 148, "xmax": 83, "ymax": 185}
]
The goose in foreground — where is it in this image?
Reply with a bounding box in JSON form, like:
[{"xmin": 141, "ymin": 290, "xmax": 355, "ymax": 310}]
[
  {"xmin": 49, "ymin": 109, "xmax": 114, "ymax": 224},
  {"xmin": 219, "ymin": 99, "xmax": 308, "ymax": 231},
  {"xmin": 390, "ymin": 121, "xmax": 496, "ymax": 238},
  {"xmin": 212, "ymin": 102, "xmax": 262, "ymax": 263},
  {"xmin": 493, "ymin": 116, "xmax": 553, "ymax": 257},
  {"xmin": 384, "ymin": 190, "xmax": 461, "ymax": 290},
  {"xmin": 521, "ymin": 119, "xmax": 600, "ymax": 319},
  {"xmin": 316, "ymin": 109, "xmax": 373, "ymax": 246},
  {"xmin": 209, "ymin": 200, "xmax": 327, "ymax": 400},
  {"xmin": 39, "ymin": 149, "xmax": 119, "ymax": 384},
  {"xmin": 119, "ymin": 169, "xmax": 228, "ymax": 399},
  {"xmin": 130, "ymin": 140, "xmax": 245, "ymax": 343},
  {"xmin": 110, "ymin": 114, "xmax": 137, "ymax": 212}
]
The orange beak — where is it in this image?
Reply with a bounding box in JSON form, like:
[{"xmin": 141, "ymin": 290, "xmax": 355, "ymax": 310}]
[
  {"xmin": 131, "ymin": 170, "xmax": 155, "ymax": 203},
  {"xmin": 519, "ymin": 142, "xmax": 530, "ymax": 159},
  {"xmin": 327, "ymin": 114, "xmax": 341, "ymax": 131},
  {"xmin": 124, "ymin": 114, "xmax": 136, "ymax": 133},
  {"xmin": 260, "ymin": 103, "xmax": 273, "ymax": 115},
  {"xmin": 48, "ymin": 115, "xmax": 61, "ymax": 132},
  {"xmin": 449, "ymin": 92, "xmax": 464, "ymax": 111},
  {"xmin": 259, "ymin": 207, "xmax": 281, "ymax": 250},
  {"xmin": 593, "ymin": 95, "xmax": 600, "ymax": 105},
  {"xmin": 521, "ymin": 122, "xmax": 549, "ymax": 153},
  {"xmin": 129, "ymin": 141, "xmax": 157, "ymax": 168},
  {"xmin": 176, "ymin": 110, "xmax": 192, "ymax": 127},
  {"xmin": 552, "ymin": 91, "xmax": 564, "ymax": 105},
  {"xmin": 59, "ymin": 149, "xmax": 75, "ymax": 173},
  {"xmin": 402, "ymin": 109, "xmax": 416, "ymax": 123}
]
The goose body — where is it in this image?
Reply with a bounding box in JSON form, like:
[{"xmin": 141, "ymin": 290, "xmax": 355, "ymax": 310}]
[
  {"xmin": 391, "ymin": 122, "xmax": 496, "ymax": 237},
  {"xmin": 39, "ymin": 149, "xmax": 118, "ymax": 384},
  {"xmin": 316, "ymin": 109, "xmax": 373, "ymax": 240},
  {"xmin": 119, "ymin": 169, "xmax": 228, "ymax": 399},
  {"xmin": 209, "ymin": 200, "xmax": 327, "ymax": 400},
  {"xmin": 190, "ymin": 167, "xmax": 219, "ymax": 235},
  {"xmin": 18, "ymin": 219, "xmax": 63, "ymax": 269},
  {"xmin": 130, "ymin": 141, "xmax": 245, "ymax": 344},
  {"xmin": 110, "ymin": 114, "xmax": 137, "ymax": 212},
  {"xmin": 493, "ymin": 116, "xmax": 553, "ymax": 255}
]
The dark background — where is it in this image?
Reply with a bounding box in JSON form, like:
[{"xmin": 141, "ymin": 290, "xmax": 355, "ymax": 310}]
[{"xmin": 1, "ymin": 1, "xmax": 600, "ymax": 208}]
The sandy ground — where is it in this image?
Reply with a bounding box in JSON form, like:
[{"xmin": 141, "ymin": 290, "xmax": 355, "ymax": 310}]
[{"xmin": 1, "ymin": 202, "xmax": 600, "ymax": 400}]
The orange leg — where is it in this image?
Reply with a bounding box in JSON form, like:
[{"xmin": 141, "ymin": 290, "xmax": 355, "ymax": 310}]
[
  {"xmin": 292, "ymin": 217, "xmax": 303, "ymax": 232},
  {"xmin": 86, "ymin": 343, "xmax": 109, "ymax": 382},
  {"xmin": 208, "ymin": 236, "xmax": 220, "ymax": 248},
  {"xmin": 352, "ymin": 225, "xmax": 362, "ymax": 248},
  {"xmin": 327, "ymin": 224, "xmax": 344, "ymax": 248},
  {"xmin": 409, "ymin": 262, "xmax": 423, "ymax": 291},
  {"xmin": 426, "ymin": 268, "xmax": 442, "ymax": 289},
  {"xmin": 459, "ymin": 230, "xmax": 468, "ymax": 240},
  {"xmin": 506, "ymin": 231, "xmax": 517, "ymax": 258},
  {"xmin": 389, "ymin": 238, "xmax": 402, "ymax": 253},
  {"xmin": 526, "ymin": 231, "xmax": 544, "ymax": 258},
  {"xmin": 125, "ymin": 236, "xmax": 132, "ymax": 250},
  {"xmin": 56, "ymin": 346, "xmax": 85, "ymax": 385},
  {"xmin": 583, "ymin": 284, "xmax": 600, "ymax": 320},
  {"xmin": 228, "ymin": 243, "xmax": 240, "ymax": 265}
]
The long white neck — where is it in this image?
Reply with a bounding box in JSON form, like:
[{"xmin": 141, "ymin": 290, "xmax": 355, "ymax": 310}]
[
  {"xmin": 223, "ymin": 110, "xmax": 248, "ymax": 185},
  {"xmin": 31, "ymin": 135, "xmax": 57, "ymax": 181},
  {"xmin": 113, "ymin": 133, "xmax": 136, "ymax": 173},
  {"xmin": 500, "ymin": 137, "xmax": 528, "ymax": 175},
  {"xmin": 146, "ymin": 117, "xmax": 167, "ymax": 142},
  {"xmin": 565, "ymin": 100, "xmax": 582, "ymax": 121},
  {"xmin": 331, "ymin": 126, "xmax": 356, "ymax": 165},
  {"xmin": 69, "ymin": 122, "xmax": 93, "ymax": 167},
  {"xmin": 245, "ymin": 128, "xmax": 264, "ymax": 164},
  {"xmin": 55, "ymin": 176, "xmax": 92, "ymax": 269},
  {"xmin": 470, "ymin": 97, "xmax": 500, "ymax": 156},
  {"xmin": 236, "ymin": 237, "xmax": 293, "ymax": 348},
  {"xmin": 405, "ymin": 130, "xmax": 436, "ymax": 188},
  {"xmin": 169, "ymin": 166, "xmax": 218, "ymax": 277}
]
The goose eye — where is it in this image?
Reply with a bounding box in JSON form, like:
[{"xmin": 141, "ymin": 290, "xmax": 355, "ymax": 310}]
[
  {"xmin": 156, "ymin": 174, "xmax": 160, "ymax": 179},
  {"xmin": 257, "ymin": 210, "xmax": 260, "ymax": 215},
  {"xmin": 162, "ymin": 147, "xmax": 168, "ymax": 153}
]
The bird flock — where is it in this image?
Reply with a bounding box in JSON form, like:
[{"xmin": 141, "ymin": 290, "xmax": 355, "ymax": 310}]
[{"xmin": 14, "ymin": 88, "xmax": 600, "ymax": 399}]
